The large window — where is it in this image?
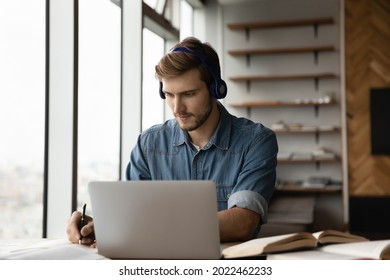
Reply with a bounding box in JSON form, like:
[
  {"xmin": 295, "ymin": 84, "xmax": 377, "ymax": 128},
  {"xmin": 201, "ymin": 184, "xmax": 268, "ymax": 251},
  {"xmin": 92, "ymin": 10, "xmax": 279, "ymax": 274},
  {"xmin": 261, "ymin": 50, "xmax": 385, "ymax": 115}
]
[
  {"xmin": 0, "ymin": 0, "xmax": 46, "ymax": 238},
  {"xmin": 77, "ymin": 0, "xmax": 121, "ymax": 213},
  {"xmin": 142, "ymin": 28, "xmax": 165, "ymax": 131},
  {"xmin": 141, "ymin": 0, "xmax": 194, "ymax": 131},
  {"xmin": 144, "ymin": 0, "xmax": 166, "ymax": 14},
  {"xmin": 0, "ymin": 0, "xmax": 196, "ymax": 239},
  {"xmin": 180, "ymin": 0, "xmax": 193, "ymax": 39}
]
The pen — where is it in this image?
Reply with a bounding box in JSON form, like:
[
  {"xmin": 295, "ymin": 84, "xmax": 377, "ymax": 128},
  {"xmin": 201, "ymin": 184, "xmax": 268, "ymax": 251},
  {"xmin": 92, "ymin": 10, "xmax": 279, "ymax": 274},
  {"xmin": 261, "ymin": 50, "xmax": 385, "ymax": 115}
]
[{"xmin": 78, "ymin": 203, "xmax": 87, "ymax": 244}]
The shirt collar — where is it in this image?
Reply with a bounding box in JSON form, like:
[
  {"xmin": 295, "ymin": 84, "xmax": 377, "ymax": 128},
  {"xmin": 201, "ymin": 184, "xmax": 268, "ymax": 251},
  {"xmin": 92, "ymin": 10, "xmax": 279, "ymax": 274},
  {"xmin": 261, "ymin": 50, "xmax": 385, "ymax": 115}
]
[{"xmin": 173, "ymin": 102, "xmax": 231, "ymax": 151}]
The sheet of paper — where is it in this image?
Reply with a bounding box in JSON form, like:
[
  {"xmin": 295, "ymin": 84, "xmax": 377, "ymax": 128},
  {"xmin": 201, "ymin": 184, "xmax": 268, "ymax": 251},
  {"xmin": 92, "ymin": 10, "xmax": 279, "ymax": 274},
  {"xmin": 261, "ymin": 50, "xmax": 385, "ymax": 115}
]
[{"xmin": 0, "ymin": 239, "xmax": 108, "ymax": 260}]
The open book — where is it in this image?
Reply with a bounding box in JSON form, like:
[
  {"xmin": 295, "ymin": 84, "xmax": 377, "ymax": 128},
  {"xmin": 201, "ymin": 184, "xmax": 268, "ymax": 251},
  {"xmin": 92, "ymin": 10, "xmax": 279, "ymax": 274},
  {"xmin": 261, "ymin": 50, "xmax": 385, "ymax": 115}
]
[
  {"xmin": 267, "ymin": 240, "xmax": 390, "ymax": 260},
  {"xmin": 222, "ymin": 230, "xmax": 368, "ymax": 259}
]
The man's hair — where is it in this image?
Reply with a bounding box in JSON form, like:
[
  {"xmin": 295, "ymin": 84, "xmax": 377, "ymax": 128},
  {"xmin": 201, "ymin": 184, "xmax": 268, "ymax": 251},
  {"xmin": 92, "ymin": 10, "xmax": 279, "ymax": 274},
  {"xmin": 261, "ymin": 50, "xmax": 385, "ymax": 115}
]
[{"xmin": 155, "ymin": 37, "xmax": 221, "ymax": 90}]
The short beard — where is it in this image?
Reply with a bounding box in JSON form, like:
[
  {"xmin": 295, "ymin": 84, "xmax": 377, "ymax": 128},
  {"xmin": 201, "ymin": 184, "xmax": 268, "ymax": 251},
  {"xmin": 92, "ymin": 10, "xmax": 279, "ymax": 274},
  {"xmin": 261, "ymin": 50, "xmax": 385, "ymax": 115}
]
[{"xmin": 179, "ymin": 97, "xmax": 213, "ymax": 132}]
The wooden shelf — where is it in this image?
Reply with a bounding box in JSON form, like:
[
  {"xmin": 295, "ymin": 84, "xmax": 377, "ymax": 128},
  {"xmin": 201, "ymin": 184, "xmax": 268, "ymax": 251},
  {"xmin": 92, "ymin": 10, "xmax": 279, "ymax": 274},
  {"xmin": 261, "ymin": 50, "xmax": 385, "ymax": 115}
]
[
  {"xmin": 228, "ymin": 45, "xmax": 335, "ymax": 56},
  {"xmin": 273, "ymin": 126, "xmax": 340, "ymax": 144},
  {"xmin": 230, "ymin": 100, "xmax": 336, "ymax": 108},
  {"xmin": 230, "ymin": 73, "xmax": 337, "ymax": 82},
  {"xmin": 278, "ymin": 157, "xmax": 339, "ymax": 164},
  {"xmin": 274, "ymin": 127, "xmax": 340, "ymax": 134},
  {"xmin": 276, "ymin": 183, "xmax": 342, "ymax": 194},
  {"xmin": 227, "ymin": 17, "xmax": 334, "ymax": 31}
]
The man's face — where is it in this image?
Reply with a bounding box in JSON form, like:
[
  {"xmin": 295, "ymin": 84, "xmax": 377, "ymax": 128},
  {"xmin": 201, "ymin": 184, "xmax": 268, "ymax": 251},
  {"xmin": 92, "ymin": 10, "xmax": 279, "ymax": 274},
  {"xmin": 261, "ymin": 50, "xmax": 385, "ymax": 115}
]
[{"xmin": 161, "ymin": 68, "xmax": 213, "ymax": 132}]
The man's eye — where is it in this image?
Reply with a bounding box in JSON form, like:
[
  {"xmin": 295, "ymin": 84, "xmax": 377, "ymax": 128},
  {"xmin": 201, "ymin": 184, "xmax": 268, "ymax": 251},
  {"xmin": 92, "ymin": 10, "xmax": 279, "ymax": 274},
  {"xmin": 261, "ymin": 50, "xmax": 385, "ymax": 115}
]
[
  {"xmin": 164, "ymin": 92, "xmax": 173, "ymax": 98},
  {"xmin": 184, "ymin": 92, "xmax": 195, "ymax": 97}
]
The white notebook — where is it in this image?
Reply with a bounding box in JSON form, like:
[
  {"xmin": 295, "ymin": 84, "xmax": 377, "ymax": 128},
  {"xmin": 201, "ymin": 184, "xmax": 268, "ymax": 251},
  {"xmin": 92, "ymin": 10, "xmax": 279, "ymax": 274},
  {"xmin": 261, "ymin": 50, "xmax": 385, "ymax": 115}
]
[{"xmin": 89, "ymin": 180, "xmax": 221, "ymax": 259}]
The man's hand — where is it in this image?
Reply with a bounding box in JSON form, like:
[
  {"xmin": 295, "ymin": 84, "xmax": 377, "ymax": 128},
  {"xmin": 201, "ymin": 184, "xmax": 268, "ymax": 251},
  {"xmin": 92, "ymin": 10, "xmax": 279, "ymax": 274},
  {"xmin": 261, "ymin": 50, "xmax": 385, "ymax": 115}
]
[{"xmin": 66, "ymin": 211, "xmax": 96, "ymax": 247}]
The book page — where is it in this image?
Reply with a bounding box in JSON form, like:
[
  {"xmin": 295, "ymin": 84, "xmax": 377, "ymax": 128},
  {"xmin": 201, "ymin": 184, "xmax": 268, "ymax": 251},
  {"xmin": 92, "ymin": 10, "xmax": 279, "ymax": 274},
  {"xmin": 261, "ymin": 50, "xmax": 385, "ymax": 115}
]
[
  {"xmin": 312, "ymin": 230, "xmax": 368, "ymax": 244},
  {"xmin": 222, "ymin": 232, "xmax": 315, "ymax": 259},
  {"xmin": 319, "ymin": 240, "xmax": 390, "ymax": 259},
  {"xmin": 267, "ymin": 249, "xmax": 361, "ymax": 260},
  {"xmin": 222, "ymin": 233, "xmax": 295, "ymax": 258}
]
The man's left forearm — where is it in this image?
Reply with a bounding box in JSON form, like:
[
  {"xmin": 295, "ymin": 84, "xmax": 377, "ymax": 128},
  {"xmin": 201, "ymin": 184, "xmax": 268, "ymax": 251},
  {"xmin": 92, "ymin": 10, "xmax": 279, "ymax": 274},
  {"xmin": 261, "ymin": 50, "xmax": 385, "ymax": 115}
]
[{"xmin": 218, "ymin": 207, "xmax": 260, "ymax": 242}]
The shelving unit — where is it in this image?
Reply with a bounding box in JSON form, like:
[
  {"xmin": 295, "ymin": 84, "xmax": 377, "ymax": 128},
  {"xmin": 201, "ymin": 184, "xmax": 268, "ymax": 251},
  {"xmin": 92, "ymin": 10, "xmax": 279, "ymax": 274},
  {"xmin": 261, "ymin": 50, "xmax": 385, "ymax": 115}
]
[{"xmin": 222, "ymin": 1, "xmax": 345, "ymax": 235}]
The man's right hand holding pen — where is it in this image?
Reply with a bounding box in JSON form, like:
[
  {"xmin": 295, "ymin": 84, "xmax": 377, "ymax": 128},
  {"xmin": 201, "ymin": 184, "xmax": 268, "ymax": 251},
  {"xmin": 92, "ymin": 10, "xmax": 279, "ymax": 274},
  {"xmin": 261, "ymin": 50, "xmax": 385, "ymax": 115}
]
[{"xmin": 66, "ymin": 204, "xmax": 96, "ymax": 247}]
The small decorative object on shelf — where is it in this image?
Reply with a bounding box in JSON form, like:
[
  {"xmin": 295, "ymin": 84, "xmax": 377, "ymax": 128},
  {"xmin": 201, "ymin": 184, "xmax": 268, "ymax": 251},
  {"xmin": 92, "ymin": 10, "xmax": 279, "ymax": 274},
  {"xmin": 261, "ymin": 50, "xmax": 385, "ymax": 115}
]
[
  {"xmin": 271, "ymin": 120, "xmax": 287, "ymax": 131},
  {"xmin": 291, "ymin": 152, "xmax": 313, "ymax": 161},
  {"xmin": 294, "ymin": 94, "xmax": 335, "ymax": 105},
  {"xmin": 302, "ymin": 176, "xmax": 332, "ymax": 188},
  {"xmin": 312, "ymin": 147, "xmax": 337, "ymax": 160},
  {"xmin": 277, "ymin": 152, "xmax": 292, "ymax": 160}
]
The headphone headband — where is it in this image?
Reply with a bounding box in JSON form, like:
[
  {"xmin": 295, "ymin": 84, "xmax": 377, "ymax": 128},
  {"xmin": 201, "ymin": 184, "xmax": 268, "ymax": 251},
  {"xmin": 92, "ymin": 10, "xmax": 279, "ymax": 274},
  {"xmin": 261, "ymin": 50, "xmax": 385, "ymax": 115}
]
[{"xmin": 159, "ymin": 47, "xmax": 227, "ymax": 99}]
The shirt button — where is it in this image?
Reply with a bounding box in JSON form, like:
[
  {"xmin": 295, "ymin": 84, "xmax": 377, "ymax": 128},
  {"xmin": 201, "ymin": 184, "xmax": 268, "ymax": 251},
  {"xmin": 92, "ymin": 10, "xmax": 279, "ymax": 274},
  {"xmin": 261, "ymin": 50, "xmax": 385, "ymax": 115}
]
[{"xmin": 227, "ymin": 193, "xmax": 231, "ymax": 199}]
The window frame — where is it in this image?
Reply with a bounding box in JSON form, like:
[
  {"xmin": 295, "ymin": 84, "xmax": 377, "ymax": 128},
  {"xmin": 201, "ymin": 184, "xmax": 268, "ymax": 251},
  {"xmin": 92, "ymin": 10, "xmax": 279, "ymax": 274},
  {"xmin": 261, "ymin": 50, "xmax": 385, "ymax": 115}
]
[{"xmin": 44, "ymin": 0, "xmax": 78, "ymax": 238}]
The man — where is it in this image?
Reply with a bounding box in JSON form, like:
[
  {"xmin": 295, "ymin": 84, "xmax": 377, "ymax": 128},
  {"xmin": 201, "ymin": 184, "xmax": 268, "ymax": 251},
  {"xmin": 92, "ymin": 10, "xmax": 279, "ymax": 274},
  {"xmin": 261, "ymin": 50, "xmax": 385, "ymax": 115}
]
[{"xmin": 67, "ymin": 37, "xmax": 278, "ymax": 244}]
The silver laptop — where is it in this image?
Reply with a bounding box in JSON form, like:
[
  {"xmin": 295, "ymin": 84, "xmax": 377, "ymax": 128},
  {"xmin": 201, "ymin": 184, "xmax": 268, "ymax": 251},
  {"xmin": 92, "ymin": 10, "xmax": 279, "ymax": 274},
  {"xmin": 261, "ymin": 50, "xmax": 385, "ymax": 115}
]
[{"xmin": 88, "ymin": 180, "xmax": 221, "ymax": 259}]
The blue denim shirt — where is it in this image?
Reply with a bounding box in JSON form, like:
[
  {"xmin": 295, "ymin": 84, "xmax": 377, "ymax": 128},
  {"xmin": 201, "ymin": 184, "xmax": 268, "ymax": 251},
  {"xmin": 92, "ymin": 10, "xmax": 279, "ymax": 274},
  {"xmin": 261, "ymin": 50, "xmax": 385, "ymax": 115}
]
[{"xmin": 126, "ymin": 103, "xmax": 278, "ymax": 228}]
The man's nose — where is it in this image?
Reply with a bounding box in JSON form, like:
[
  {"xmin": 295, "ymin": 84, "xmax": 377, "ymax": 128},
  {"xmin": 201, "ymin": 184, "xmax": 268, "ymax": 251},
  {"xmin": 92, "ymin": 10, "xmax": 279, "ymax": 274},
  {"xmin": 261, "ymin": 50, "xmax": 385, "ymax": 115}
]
[{"xmin": 173, "ymin": 96, "xmax": 185, "ymax": 114}]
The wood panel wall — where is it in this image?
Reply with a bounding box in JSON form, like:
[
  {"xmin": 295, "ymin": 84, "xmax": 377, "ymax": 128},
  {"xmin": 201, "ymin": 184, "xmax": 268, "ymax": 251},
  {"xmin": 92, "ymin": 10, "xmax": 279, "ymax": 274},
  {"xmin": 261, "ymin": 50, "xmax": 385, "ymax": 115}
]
[{"xmin": 345, "ymin": 0, "xmax": 390, "ymax": 195}]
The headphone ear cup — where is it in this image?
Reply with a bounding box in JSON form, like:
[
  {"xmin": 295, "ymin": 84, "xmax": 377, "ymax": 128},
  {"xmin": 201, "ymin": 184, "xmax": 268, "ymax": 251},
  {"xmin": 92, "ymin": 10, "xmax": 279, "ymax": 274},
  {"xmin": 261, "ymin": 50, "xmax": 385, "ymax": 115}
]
[
  {"xmin": 159, "ymin": 82, "xmax": 166, "ymax": 99},
  {"xmin": 214, "ymin": 79, "xmax": 227, "ymax": 99},
  {"xmin": 209, "ymin": 81, "xmax": 217, "ymax": 99},
  {"xmin": 219, "ymin": 79, "xmax": 227, "ymax": 99}
]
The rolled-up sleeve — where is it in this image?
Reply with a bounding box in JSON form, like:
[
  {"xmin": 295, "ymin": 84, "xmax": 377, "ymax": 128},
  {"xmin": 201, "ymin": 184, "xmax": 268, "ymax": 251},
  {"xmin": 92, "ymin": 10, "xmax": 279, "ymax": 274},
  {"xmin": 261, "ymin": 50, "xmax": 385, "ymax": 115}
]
[{"xmin": 228, "ymin": 190, "xmax": 269, "ymax": 223}]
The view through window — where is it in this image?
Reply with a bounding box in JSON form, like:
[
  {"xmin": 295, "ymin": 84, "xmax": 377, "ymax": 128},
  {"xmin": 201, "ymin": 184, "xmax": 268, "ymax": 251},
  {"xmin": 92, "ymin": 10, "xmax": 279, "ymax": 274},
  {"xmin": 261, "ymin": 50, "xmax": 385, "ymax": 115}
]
[
  {"xmin": 77, "ymin": 0, "xmax": 121, "ymax": 215},
  {"xmin": 141, "ymin": 0, "xmax": 194, "ymax": 130},
  {"xmin": 142, "ymin": 28, "xmax": 165, "ymax": 131},
  {"xmin": 0, "ymin": 0, "xmax": 46, "ymax": 238}
]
